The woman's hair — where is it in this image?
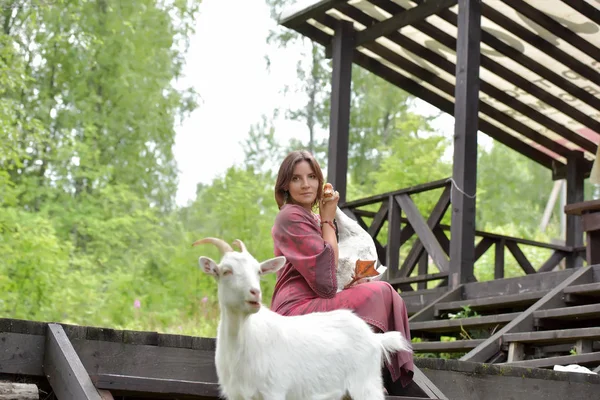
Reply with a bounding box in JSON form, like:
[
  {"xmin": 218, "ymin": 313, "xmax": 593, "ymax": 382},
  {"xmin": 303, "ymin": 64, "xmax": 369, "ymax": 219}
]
[{"xmin": 274, "ymin": 150, "xmax": 324, "ymax": 210}]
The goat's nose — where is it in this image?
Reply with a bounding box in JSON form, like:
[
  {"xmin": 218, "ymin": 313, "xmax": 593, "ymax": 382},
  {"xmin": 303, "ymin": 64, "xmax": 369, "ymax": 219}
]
[{"xmin": 249, "ymin": 288, "xmax": 260, "ymax": 297}]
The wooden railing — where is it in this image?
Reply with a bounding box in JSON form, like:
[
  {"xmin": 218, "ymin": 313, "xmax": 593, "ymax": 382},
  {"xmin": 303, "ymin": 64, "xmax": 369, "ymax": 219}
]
[{"xmin": 339, "ymin": 178, "xmax": 585, "ymax": 292}]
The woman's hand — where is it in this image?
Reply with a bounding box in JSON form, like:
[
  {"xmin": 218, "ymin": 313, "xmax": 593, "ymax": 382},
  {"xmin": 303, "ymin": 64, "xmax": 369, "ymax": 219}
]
[{"xmin": 320, "ymin": 183, "xmax": 339, "ymax": 221}]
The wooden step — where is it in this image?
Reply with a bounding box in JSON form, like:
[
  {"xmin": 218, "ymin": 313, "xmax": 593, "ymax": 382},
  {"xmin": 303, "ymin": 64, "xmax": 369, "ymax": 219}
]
[
  {"xmin": 501, "ymin": 351, "xmax": 600, "ymax": 368},
  {"xmin": 412, "ymin": 339, "xmax": 484, "ymax": 353},
  {"xmin": 503, "ymin": 327, "xmax": 600, "ymax": 345},
  {"xmin": 533, "ymin": 303, "xmax": 600, "ymax": 321},
  {"xmin": 563, "ymin": 282, "xmax": 600, "ymax": 303},
  {"xmin": 410, "ymin": 312, "xmax": 520, "ymax": 334},
  {"xmin": 433, "ymin": 290, "xmax": 547, "ymax": 317}
]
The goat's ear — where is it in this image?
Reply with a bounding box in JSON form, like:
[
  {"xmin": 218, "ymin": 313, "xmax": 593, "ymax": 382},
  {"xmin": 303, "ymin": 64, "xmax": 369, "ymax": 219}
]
[
  {"xmin": 199, "ymin": 256, "xmax": 219, "ymax": 276},
  {"xmin": 259, "ymin": 256, "xmax": 286, "ymax": 275}
]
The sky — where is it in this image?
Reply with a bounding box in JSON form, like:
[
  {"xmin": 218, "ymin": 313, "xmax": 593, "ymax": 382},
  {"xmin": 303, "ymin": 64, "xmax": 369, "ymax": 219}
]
[{"xmin": 172, "ymin": 0, "xmax": 456, "ymax": 206}]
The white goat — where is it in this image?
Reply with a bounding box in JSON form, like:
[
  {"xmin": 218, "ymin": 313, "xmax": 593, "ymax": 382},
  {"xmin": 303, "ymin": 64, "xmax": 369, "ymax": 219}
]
[{"xmin": 194, "ymin": 237, "xmax": 412, "ymax": 400}]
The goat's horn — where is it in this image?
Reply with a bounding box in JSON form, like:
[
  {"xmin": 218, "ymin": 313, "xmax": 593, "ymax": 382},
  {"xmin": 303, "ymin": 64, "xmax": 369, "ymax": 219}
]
[
  {"xmin": 232, "ymin": 239, "xmax": 247, "ymax": 252},
  {"xmin": 192, "ymin": 237, "xmax": 233, "ymax": 254}
]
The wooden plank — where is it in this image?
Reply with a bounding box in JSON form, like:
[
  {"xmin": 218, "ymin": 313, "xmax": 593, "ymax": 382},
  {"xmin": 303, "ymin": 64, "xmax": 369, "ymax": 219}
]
[
  {"xmin": 367, "ymin": 201, "xmax": 389, "ymax": 238},
  {"xmin": 386, "ymin": 194, "xmax": 402, "ymax": 280},
  {"xmin": 43, "ymin": 323, "xmax": 103, "ymax": 400},
  {"xmin": 409, "ymin": 286, "xmax": 462, "ymax": 322},
  {"xmin": 410, "ymin": 312, "xmax": 520, "ymax": 334},
  {"xmin": 503, "ymin": 328, "xmax": 600, "ymax": 345},
  {"xmin": 462, "ymin": 268, "xmax": 573, "ymax": 299},
  {"xmin": 412, "ymin": 366, "xmax": 449, "ymax": 399},
  {"xmin": 91, "ymin": 374, "xmax": 220, "ymax": 397},
  {"xmin": 461, "ymin": 266, "xmax": 593, "ymax": 363},
  {"xmin": 533, "ymin": 303, "xmax": 600, "ymax": 321},
  {"xmin": 327, "ymin": 19, "xmax": 353, "ymax": 203},
  {"xmin": 434, "ymin": 290, "xmax": 548, "ymax": 316},
  {"xmin": 0, "ymin": 333, "xmax": 44, "ymax": 376},
  {"xmin": 566, "ymin": 151, "xmax": 586, "ymax": 269},
  {"xmin": 502, "ymin": 352, "xmax": 600, "ymax": 368},
  {"xmin": 0, "ymin": 382, "xmax": 38, "ymax": 399},
  {"xmin": 563, "ymin": 283, "xmax": 600, "ymax": 296},
  {"xmin": 537, "ymin": 251, "xmax": 568, "ymax": 273},
  {"xmin": 279, "ymin": 0, "xmax": 347, "ymax": 28},
  {"xmin": 412, "ymin": 339, "xmax": 484, "ymax": 352},
  {"xmin": 494, "ymin": 239, "xmax": 504, "ymax": 279},
  {"xmin": 354, "ymin": 0, "xmax": 457, "ymax": 47},
  {"xmin": 474, "ymin": 237, "xmax": 494, "ymax": 261},
  {"xmin": 396, "ymin": 194, "xmax": 449, "ymax": 272},
  {"xmin": 505, "ymin": 241, "xmax": 536, "ymax": 275},
  {"xmin": 389, "ymin": 272, "xmax": 449, "ymax": 286}
]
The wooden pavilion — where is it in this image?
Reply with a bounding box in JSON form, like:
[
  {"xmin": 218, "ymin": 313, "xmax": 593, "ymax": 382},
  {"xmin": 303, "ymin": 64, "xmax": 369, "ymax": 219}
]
[{"xmin": 1, "ymin": 1, "xmax": 600, "ymax": 399}]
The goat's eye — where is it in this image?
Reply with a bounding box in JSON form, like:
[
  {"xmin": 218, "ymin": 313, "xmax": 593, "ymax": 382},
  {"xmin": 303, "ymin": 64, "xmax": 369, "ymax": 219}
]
[{"xmin": 222, "ymin": 270, "xmax": 233, "ymax": 276}]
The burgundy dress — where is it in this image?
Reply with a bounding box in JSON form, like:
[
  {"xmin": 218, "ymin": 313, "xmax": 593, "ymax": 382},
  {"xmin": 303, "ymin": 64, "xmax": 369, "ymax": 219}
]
[{"xmin": 270, "ymin": 204, "xmax": 414, "ymax": 387}]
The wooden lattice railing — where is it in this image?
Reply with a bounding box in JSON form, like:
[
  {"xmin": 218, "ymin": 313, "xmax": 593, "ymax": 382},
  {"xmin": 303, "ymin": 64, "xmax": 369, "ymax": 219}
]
[{"xmin": 339, "ymin": 178, "xmax": 586, "ymax": 291}]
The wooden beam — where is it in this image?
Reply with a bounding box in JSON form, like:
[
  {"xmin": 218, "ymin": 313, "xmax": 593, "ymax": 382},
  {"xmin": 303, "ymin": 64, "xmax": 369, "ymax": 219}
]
[
  {"xmin": 505, "ymin": 241, "xmax": 536, "ymax": 275},
  {"xmin": 354, "ymin": 0, "xmax": 457, "ymax": 47},
  {"xmin": 504, "ymin": 0, "xmax": 600, "ymax": 67},
  {"xmin": 449, "ymin": 0, "xmax": 480, "ymax": 288},
  {"xmin": 43, "ymin": 324, "xmax": 104, "ymax": 400},
  {"xmin": 347, "ymin": 1, "xmax": 595, "ymax": 155},
  {"xmin": 565, "ymin": 151, "xmax": 586, "ymax": 269},
  {"xmin": 480, "ymin": 3, "xmax": 600, "ymax": 87},
  {"xmin": 562, "ymin": 0, "xmax": 600, "ymax": 25},
  {"xmin": 386, "ymin": 194, "xmax": 402, "ymax": 280},
  {"xmin": 415, "ymin": 0, "xmax": 600, "ymax": 112},
  {"xmin": 461, "ymin": 265, "xmax": 592, "ymax": 363},
  {"xmin": 327, "ymin": 19, "xmax": 353, "ymax": 203},
  {"xmin": 279, "ymin": 0, "xmax": 347, "ymax": 28},
  {"xmin": 396, "ymin": 194, "xmax": 449, "ymax": 273}
]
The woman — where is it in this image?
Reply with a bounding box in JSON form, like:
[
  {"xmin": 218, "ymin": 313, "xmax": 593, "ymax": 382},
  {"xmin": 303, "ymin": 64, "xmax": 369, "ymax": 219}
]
[{"xmin": 270, "ymin": 150, "xmax": 414, "ymax": 393}]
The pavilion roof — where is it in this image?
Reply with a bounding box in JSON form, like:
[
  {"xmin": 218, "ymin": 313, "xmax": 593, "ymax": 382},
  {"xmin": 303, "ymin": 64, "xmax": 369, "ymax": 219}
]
[{"xmin": 279, "ymin": 0, "xmax": 600, "ymax": 175}]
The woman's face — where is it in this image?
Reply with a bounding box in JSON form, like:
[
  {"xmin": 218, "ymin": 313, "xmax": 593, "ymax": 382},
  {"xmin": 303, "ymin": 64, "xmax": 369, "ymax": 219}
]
[{"xmin": 287, "ymin": 160, "xmax": 319, "ymax": 210}]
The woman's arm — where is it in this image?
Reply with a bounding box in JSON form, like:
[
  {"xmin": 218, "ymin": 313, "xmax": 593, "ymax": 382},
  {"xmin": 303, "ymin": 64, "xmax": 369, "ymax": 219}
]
[{"xmin": 272, "ymin": 205, "xmax": 337, "ymax": 298}]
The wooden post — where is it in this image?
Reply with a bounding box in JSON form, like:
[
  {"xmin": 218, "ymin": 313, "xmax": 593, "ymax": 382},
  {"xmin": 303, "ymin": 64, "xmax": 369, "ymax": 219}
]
[
  {"xmin": 565, "ymin": 150, "xmax": 585, "ymax": 268},
  {"xmin": 449, "ymin": 0, "xmax": 481, "ymax": 287},
  {"xmin": 327, "ymin": 19, "xmax": 353, "ymax": 204}
]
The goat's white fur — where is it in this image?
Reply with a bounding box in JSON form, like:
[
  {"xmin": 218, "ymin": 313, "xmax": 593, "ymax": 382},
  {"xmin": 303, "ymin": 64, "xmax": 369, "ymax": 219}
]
[
  {"xmin": 195, "ymin": 237, "xmax": 412, "ymax": 400},
  {"xmin": 333, "ymin": 206, "xmax": 387, "ymax": 292}
]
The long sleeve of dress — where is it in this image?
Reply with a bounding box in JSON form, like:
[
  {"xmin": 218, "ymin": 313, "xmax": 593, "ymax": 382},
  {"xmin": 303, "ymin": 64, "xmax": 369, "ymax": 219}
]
[{"xmin": 271, "ymin": 205, "xmax": 337, "ymax": 298}]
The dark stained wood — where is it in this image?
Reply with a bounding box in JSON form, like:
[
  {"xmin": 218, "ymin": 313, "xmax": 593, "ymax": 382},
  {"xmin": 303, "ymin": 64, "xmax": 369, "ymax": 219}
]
[
  {"xmin": 480, "ymin": 2, "xmax": 600, "ymax": 87},
  {"xmin": 386, "ymin": 194, "xmax": 402, "ymax": 280},
  {"xmin": 412, "ymin": 339, "xmax": 484, "ymax": 352},
  {"xmin": 409, "ymin": 286, "xmax": 463, "ymax": 322},
  {"xmin": 412, "ymin": 367, "xmax": 449, "ymax": 399},
  {"xmin": 367, "ymin": 201, "xmax": 389, "ymax": 238},
  {"xmin": 359, "ymin": 0, "xmax": 596, "ymax": 154},
  {"xmin": 410, "ymin": 312, "xmax": 520, "ymax": 334},
  {"xmin": 565, "ymin": 151, "xmax": 586, "ymax": 268},
  {"xmin": 503, "ymin": 0, "xmax": 600, "ymax": 62},
  {"xmin": 354, "ymin": 0, "xmax": 457, "ymax": 47},
  {"xmin": 505, "ymin": 241, "xmax": 536, "ymax": 275},
  {"xmin": 461, "ymin": 266, "xmax": 593, "ymax": 362},
  {"xmin": 503, "ymin": 327, "xmax": 600, "ymax": 345},
  {"xmin": 389, "ymin": 272, "xmax": 449, "ymax": 286},
  {"xmin": 562, "ymin": 0, "xmax": 600, "ymax": 25},
  {"xmin": 503, "ymin": 352, "xmax": 600, "ymax": 368},
  {"xmin": 474, "ymin": 237, "xmax": 493, "ymax": 261},
  {"xmin": 402, "ymin": 287, "xmax": 450, "ymax": 315},
  {"xmin": 537, "ymin": 251, "xmax": 568, "ymax": 273},
  {"xmin": 91, "ymin": 374, "xmax": 219, "ymax": 397},
  {"xmin": 462, "ymin": 267, "xmax": 576, "ymax": 299},
  {"xmin": 563, "ymin": 283, "xmax": 600, "ymax": 296},
  {"xmin": 0, "ymin": 333, "xmax": 44, "ymax": 376},
  {"xmin": 341, "ymin": 178, "xmax": 450, "ymax": 208},
  {"xmin": 327, "ymin": 19, "xmax": 353, "ymax": 203},
  {"xmin": 396, "ymin": 194, "xmax": 449, "ymax": 272},
  {"xmin": 533, "ymin": 303, "xmax": 600, "ymax": 321},
  {"xmin": 434, "ymin": 290, "xmax": 548, "ymax": 316},
  {"xmin": 43, "ymin": 324, "xmax": 103, "ymax": 400},
  {"xmin": 448, "ymin": 0, "xmax": 480, "ymax": 288},
  {"xmin": 279, "ymin": 0, "xmax": 347, "ymax": 28},
  {"xmin": 494, "ymin": 240, "xmax": 504, "ymax": 279}
]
